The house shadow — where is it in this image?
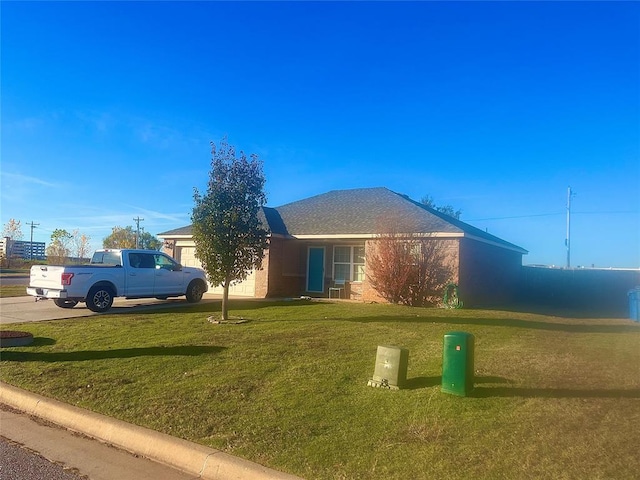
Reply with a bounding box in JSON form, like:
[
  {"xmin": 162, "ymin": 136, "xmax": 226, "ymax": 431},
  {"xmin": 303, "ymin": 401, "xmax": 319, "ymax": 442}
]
[
  {"xmin": 112, "ymin": 298, "xmax": 318, "ymax": 316},
  {"xmin": 346, "ymin": 314, "xmax": 640, "ymax": 334},
  {"xmin": 0, "ymin": 345, "xmax": 225, "ymax": 363},
  {"xmin": 480, "ymin": 304, "xmax": 630, "ymax": 320}
]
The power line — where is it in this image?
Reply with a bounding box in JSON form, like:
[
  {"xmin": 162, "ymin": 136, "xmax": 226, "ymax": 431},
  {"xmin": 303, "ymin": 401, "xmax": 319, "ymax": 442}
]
[
  {"xmin": 466, "ymin": 210, "xmax": 638, "ymax": 222},
  {"xmin": 466, "ymin": 212, "xmax": 562, "ymax": 221},
  {"xmin": 133, "ymin": 217, "xmax": 144, "ymax": 249},
  {"xmin": 566, "ymin": 186, "xmax": 577, "ymax": 269},
  {"xmin": 27, "ymin": 221, "xmax": 40, "ymax": 260}
]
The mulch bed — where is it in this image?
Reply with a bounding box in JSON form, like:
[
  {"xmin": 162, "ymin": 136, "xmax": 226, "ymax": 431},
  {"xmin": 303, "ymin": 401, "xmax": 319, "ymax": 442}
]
[{"xmin": 0, "ymin": 330, "xmax": 34, "ymax": 347}]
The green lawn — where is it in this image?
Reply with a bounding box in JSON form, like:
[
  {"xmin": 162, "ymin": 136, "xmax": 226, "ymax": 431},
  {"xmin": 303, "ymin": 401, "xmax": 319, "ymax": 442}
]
[
  {"xmin": 0, "ymin": 270, "xmax": 29, "ymax": 297},
  {"xmin": 0, "ymin": 285, "xmax": 28, "ymax": 298},
  {"xmin": 0, "ymin": 268, "xmax": 30, "ymax": 275},
  {"xmin": 1, "ymin": 300, "xmax": 639, "ymax": 479}
]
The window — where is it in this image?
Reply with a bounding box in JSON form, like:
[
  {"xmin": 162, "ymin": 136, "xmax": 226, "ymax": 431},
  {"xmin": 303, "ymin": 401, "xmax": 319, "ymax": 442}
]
[
  {"xmin": 139, "ymin": 253, "xmax": 156, "ymax": 269},
  {"xmin": 91, "ymin": 251, "xmax": 122, "ymax": 266},
  {"xmin": 154, "ymin": 254, "xmax": 179, "ymax": 270},
  {"xmin": 129, "ymin": 253, "xmax": 141, "ymax": 268},
  {"xmin": 333, "ymin": 245, "xmax": 365, "ymax": 282}
]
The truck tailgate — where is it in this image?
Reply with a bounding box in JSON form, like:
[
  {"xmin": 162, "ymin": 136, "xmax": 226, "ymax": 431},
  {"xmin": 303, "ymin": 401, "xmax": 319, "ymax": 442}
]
[{"xmin": 29, "ymin": 265, "xmax": 66, "ymax": 290}]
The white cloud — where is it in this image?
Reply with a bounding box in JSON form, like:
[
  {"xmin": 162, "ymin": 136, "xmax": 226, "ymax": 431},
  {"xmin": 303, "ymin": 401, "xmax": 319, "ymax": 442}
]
[{"xmin": 1, "ymin": 171, "xmax": 63, "ymax": 188}]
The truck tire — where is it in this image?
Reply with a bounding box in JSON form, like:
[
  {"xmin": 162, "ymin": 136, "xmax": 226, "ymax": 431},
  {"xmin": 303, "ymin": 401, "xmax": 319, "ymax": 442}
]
[
  {"xmin": 186, "ymin": 280, "xmax": 205, "ymax": 303},
  {"xmin": 53, "ymin": 299, "xmax": 78, "ymax": 309},
  {"xmin": 86, "ymin": 286, "xmax": 114, "ymax": 312}
]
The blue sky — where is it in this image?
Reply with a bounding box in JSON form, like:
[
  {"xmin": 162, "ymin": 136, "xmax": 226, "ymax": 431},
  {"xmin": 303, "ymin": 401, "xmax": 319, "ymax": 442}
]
[{"xmin": 2, "ymin": 1, "xmax": 639, "ymax": 268}]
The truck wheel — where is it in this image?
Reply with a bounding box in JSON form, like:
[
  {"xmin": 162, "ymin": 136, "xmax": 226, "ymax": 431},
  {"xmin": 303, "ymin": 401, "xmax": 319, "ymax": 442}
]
[
  {"xmin": 53, "ymin": 299, "xmax": 78, "ymax": 309},
  {"xmin": 86, "ymin": 286, "xmax": 114, "ymax": 312},
  {"xmin": 186, "ymin": 280, "xmax": 205, "ymax": 303}
]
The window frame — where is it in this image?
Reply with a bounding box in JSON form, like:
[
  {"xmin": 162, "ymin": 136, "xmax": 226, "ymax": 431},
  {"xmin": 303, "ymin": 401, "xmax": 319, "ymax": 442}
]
[{"xmin": 333, "ymin": 245, "xmax": 365, "ymax": 282}]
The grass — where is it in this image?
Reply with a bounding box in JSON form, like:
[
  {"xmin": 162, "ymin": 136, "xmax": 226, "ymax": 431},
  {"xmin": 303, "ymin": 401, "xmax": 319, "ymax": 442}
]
[
  {"xmin": 0, "ymin": 285, "xmax": 28, "ymax": 298},
  {"xmin": 0, "ymin": 268, "xmax": 30, "ymax": 274},
  {"xmin": 0, "ymin": 271, "xmax": 29, "ymax": 297},
  {"xmin": 1, "ymin": 300, "xmax": 639, "ymax": 479}
]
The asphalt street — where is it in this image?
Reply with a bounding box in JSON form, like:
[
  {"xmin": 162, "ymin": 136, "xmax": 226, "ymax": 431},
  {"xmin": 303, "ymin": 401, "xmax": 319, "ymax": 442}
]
[
  {"xmin": 0, "ymin": 275, "xmax": 29, "ymax": 286},
  {"xmin": 0, "ymin": 437, "xmax": 85, "ymax": 480},
  {"xmin": 0, "ymin": 406, "xmax": 198, "ymax": 480}
]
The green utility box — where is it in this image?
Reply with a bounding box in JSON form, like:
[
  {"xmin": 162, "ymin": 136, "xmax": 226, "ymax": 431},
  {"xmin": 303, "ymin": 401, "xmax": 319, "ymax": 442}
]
[
  {"xmin": 368, "ymin": 345, "xmax": 409, "ymax": 390},
  {"xmin": 441, "ymin": 332, "xmax": 475, "ymax": 396}
]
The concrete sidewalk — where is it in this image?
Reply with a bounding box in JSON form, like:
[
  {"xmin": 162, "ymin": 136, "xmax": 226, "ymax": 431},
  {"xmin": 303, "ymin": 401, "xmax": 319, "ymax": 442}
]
[
  {"xmin": 1, "ymin": 406, "xmax": 197, "ymax": 480},
  {"xmin": 0, "ymin": 295, "xmax": 222, "ymax": 325},
  {"xmin": 0, "ymin": 382, "xmax": 302, "ymax": 480}
]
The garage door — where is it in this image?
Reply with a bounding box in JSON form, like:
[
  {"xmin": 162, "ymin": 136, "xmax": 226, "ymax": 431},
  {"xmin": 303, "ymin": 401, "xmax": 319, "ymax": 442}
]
[{"xmin": 175, "ymin": 246, "xmax": 256, "ymax": 297}]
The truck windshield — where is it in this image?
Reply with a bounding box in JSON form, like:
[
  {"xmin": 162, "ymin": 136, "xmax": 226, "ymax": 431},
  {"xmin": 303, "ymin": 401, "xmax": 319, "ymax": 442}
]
[{"xmin": 91, "ymin": 251, "xmax": 122, "ymax": 266}]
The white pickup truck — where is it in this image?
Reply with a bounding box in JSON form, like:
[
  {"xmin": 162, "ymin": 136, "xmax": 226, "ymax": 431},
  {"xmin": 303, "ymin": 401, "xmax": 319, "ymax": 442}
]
[{"xmin": 27, "ymin": 249, "xmax": 209, "ymax": 312}]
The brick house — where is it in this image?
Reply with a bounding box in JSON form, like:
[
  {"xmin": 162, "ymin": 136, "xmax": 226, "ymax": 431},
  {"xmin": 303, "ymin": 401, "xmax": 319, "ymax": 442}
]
[{"xmin": 158, "ymin": 187, "xmax": 527, "ymax": 306}]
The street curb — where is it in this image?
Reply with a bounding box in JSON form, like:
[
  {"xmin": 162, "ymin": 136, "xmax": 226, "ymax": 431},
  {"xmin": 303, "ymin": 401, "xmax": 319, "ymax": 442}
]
[{"xmin": 0, "ymin": 382, "xmax": 302, "ymax": 480}]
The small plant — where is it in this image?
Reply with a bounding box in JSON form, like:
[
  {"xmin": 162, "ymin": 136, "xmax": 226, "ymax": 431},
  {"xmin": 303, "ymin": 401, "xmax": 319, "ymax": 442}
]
[{"xmin": 443, "ymin": 283, "xmax": 464, "ymax": 309}]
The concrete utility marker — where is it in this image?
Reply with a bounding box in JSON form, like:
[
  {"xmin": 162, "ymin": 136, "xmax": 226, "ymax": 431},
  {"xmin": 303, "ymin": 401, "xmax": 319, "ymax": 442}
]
[{"xmin": 0, "ymin": 382, "xmax": 302, "ymax": 480}]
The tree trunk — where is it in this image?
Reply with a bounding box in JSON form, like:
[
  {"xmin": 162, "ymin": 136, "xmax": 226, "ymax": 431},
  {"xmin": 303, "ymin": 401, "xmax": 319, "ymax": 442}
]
[{"xmin": 221, "ymin": 281, "xmax": 230, "ymax": 320}]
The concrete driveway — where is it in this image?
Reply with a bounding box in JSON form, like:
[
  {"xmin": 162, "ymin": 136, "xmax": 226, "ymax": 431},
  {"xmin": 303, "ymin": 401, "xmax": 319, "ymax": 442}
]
[{"xmin": 0, "ymin": 295, "xmax": 220, "ymax": 325}]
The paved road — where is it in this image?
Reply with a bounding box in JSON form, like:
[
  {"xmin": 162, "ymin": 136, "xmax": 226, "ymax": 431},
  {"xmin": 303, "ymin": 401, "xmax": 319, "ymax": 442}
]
[
  {"xmin": 0, "ymin": 406, "xmax": 197, "ymax": 480},
  {"xmin": 0, "ymin": 275, "xmax": 29, "ymax": 286},
  {"xmin": 0, "ymin": 295, "xmax": 220, "ymax": 325},
  {"xmin": 0, "ymin": 438, "xmax": 85, "ymax": 480}
]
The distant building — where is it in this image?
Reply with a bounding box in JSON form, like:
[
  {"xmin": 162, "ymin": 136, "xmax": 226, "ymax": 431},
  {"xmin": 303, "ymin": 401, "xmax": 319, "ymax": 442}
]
[{"xmin": 0, "ymin": 237, "xmax": 46, "ymax": 260}]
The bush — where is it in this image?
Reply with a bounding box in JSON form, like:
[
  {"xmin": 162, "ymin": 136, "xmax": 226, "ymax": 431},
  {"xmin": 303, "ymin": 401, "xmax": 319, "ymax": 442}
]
[{"xmin": 366, "ymin": 229, "xmax": 453, "ymax": 306}]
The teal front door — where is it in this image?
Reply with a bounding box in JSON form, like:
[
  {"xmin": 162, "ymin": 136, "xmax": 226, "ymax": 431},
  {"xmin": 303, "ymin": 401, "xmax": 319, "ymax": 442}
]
[{"xmin": 307, "ymin": 247, "xmax": 325, "ymax": 293}]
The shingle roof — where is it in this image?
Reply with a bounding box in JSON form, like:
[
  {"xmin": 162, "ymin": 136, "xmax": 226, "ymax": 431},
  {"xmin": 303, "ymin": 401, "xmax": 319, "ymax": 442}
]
[
  {"xmin": 276, "ymin": 187, "xmax": 451, "ymax": 235},
  {"xmin": 158, "ymin": 225, "xmax": 193, "ymax": 236},
  {"xmin": 277, "ymin": 188, "xmax": 526, "ymax": 253},
  {"xmin": 157, "ymin": 207, "xmax": 284, "ymax": 236},
  {"xmin": 158, "ymin": 187, "xmax": 527, "ymax": 254}
]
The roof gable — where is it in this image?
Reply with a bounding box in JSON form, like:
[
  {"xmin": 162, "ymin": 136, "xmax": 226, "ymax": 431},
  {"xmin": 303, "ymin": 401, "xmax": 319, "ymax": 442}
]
[
  {"xmin": 158, "ymin": 187, "xmax": 527, "ymax": 254},
  {"xmin": 276, "ymin": 187, "xmax": 456, "ymax": 236},
  {"xmin": 277, "ymin": 187, "xmax": 526, "ymax": 253}
]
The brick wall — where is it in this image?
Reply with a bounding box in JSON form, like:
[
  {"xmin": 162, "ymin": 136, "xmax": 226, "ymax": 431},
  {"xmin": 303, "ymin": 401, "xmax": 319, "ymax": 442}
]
[
  {"xmin": 254, "ymin": 245, "xmax": 269, "ymax": 298},
  {"xmin": 263, "ymin": 237, "xmax": 306, "ymax": 297}
]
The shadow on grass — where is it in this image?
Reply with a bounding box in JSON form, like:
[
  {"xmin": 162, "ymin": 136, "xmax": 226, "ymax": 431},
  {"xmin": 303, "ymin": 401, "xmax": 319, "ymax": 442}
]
[
  {"xmin": 405, "ymin": 375, "xmax": 515, "ymax": 390},
  {"xmin": 346, "ymin": 315, "xmax": 640, "ymax": 333},
  {"xmin": 472, "ymin": 386, "xmax": 640, "ymax": 399},
  {"xmin": 105, "ymin": 298, "xmax": 317, "ymax": 315},
  {"xmin": 404, "ymin": 376, "xmax": 441, "ymax": 390},
  {"xmin": 405, "ymin": 375, "xmax": 640, "ymax": 398},
  {"xmin": 31, "ymin": 337, "xmax": 56, "ymax": 347},
  {"xmin": 106, "ymin": 300, "xmax": 639, "ymax": 335},
  {"xmin": 0, "ymin": 345, "xmax": 225, "ymax": 362},
  {"xmin": 482, "ymin": 304, "xmax": 630, "ymax": 320}
]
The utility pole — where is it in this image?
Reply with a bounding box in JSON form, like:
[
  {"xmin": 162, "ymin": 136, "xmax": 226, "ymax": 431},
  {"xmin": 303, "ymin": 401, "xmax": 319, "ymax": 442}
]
[
  {"xmin": 133, "ymin": 217, "xmax": 144, "ymax": 249},
  {"xmin": 565, "ymin": 186, "xmax": 576, "ymax": 269},
  {"xmin": 27, "ymin": 221, "xmax": 39, "ymax": 260}
]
